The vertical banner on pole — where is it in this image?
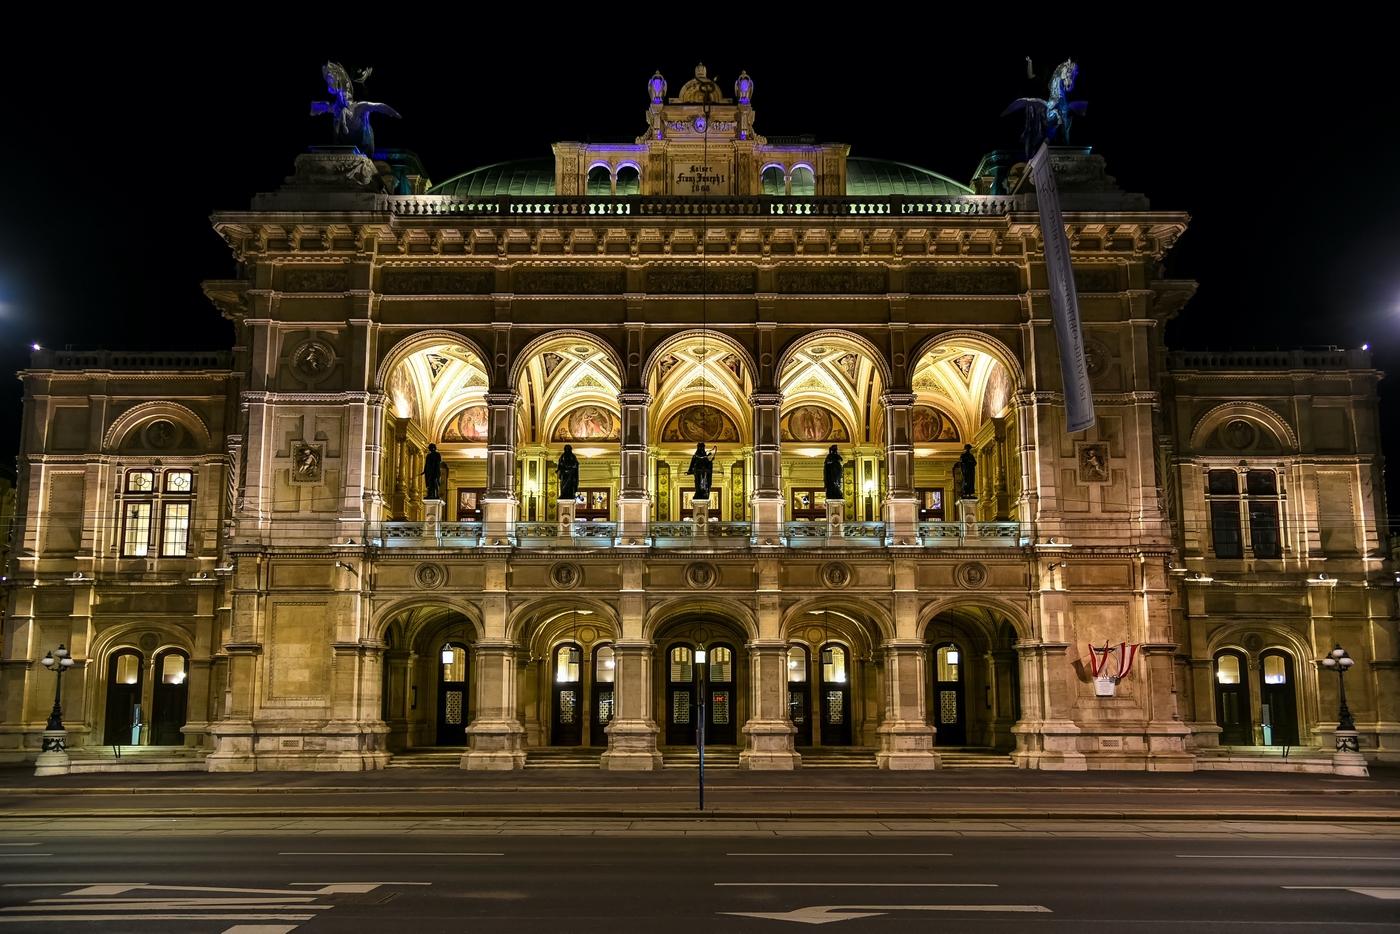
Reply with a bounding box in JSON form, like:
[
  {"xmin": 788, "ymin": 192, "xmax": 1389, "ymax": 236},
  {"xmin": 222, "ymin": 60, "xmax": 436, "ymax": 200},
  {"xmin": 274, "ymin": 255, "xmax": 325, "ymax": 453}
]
[{"xmin": 1028, "ymin": 143, "xmax": 1095, "ymax": 434}]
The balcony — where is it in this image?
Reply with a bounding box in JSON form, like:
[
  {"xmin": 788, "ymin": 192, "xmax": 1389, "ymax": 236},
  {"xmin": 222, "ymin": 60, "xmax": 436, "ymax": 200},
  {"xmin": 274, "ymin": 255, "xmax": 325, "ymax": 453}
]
[{"xmin": 367, "ymin": 519, "xmax": 1025, "ymax": 550}]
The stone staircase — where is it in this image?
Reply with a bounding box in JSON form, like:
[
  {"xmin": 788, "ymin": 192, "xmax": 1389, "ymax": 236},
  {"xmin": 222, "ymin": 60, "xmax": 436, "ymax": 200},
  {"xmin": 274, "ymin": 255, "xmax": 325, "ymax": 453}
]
[
  {"xmin": 386, "ymin": 747, "xmax": 464, "ymax": 768},
  {"xmin": 67, "ymin": 745, "xmax": 209, "ymax": 773},
  {"xmin": 938, "ymin": 748, "xmax": 1018, "ymax": 769},
  {"xmin": 797, "ymin": 746, "xmax": 878, "ymax": 768},
  {"xmin": 660, "ymin": 746, "xmax": 741, "ymax": 769},
  {"xmin": 524, "ymin": 747, "xmax": 605, "ymax": 769}
]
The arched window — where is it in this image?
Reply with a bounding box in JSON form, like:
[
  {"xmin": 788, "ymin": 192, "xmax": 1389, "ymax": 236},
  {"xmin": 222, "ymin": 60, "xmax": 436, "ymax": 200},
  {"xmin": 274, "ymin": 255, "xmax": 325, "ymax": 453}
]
[
  {"xmin": 555, "ymin": 644, "xmax": 582, "ymax": 683},
  {"xmin": 615, "ymin": 165, "xmax": 641, "ymax": 196},
  {"xmin": 586, "ymin": 165, "xmax": 612, "ymax": 196},
  {"xmin": 789, "ymin": 166, "xmax": 816, "ymax": 196},
  {"xmin": 761, "ymin": 165, "xmax": 786, "ymax": 196}
]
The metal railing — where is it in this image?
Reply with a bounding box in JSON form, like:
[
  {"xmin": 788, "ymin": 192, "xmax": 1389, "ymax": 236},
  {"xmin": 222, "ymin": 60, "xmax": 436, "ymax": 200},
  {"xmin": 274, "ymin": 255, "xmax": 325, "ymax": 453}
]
[{"xmin": 917, "ymin": 521, "xmax": 1024, "ymax": 546}]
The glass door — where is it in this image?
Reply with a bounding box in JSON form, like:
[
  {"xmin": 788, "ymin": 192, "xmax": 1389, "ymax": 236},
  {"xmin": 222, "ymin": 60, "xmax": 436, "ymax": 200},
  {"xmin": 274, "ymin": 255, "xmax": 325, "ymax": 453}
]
[
  {"xmin": 665, "ymin": 645, "xmax": 695, "ymax": 745},
  {"xmin": 103, "ymin": 649, "xmax": 144, "ymax": 745},
  {"xmin": 151, "ymin": 650, "xmax": 189, "ymax": 746},
  {"xmin": 933, "ymin": 642, "xmax": 966, "ymax": 746},
  {"xmin": 707, "ymin": 645, "xmax": 736, "ymax": 745},
  {"xmin": 1213, "ymin": 650, "xmax": 1252, "ymax": 746},
  {"xmin": 590, "ymin": 645, "xmax": 615, "ymax": 746},
  {"xmin": 819, "ymin": 644, "xmax": 852, "ymax": 745},
  {"xmin": 787, "ymin": 645, "xmax": 812, "ymax": 747},
  {"xmin": 1259, "ymin": 650, "xmax": 1298, "ymax": 746},
  {"xmin": 551, "ymin": 644, "xmax": 583, "ymax": 746},
  {"xmin": 436, "ymin": 643, "xmax": 469, "ymax": 746}
]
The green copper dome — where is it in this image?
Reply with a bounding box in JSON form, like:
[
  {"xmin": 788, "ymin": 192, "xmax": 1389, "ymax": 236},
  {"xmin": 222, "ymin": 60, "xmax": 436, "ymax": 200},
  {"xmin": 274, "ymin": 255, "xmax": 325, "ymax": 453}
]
[
  {"xmin": 428, "ymin": 158, "xmax": 556, "ymax": 198},
  {"xmin": 845, "ymin": 157, "xmax": 972, "ymax": 196}
]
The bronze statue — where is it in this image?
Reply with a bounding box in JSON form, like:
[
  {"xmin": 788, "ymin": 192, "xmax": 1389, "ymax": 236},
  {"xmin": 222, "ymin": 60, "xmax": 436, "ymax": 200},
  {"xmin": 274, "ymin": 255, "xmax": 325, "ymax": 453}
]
[
  {"xmin": 423, "ymin": 443, "xmax": 443, "ymax": 500},
  {"xmin": 958, "ymin": 444, "xmax": 977, "ymax": 498},
  {"xmin": 687, "ymin": 442, "xmax": 716, "ymax": 502},
  {"xmin": 310, "ymin": 62, "xmax": 401, "ymax": 153},
  {"xmin": 557, "ymin": 445, "xmax": 580, "ymax": 501},
  {"xmin": 823, "ymin": 445, "xmax": 844, "ymax": 499}
]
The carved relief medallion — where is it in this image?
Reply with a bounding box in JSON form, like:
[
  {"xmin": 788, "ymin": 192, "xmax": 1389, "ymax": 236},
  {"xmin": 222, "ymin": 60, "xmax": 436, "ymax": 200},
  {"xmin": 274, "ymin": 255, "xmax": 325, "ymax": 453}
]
[
  {"xmin": 1076, "ymin": 442, "xmax": 1111, "ymax": 484},
  {"xmin": 143, "ymin": 419, "xmax": 178, "ymax": 450},
  {"xmin": 955, "ymin": 561, "xmax": 989, "ymax": 590},
  {"xmin": 414, "ymin": 563, "xmax": 446, "ymax": 590},
  {"xmin": 290, "ymin": 441, "xmax": 324, "ymax": 484},
  {"xmin": 685, "ymin": 562, "xmax": 717, "ymax": 590},
  {"xmin": 292, "ymin": 339, "xmax": 337, "ymax": 383},
  {"xmin": 821, "ymin": 562, "xmax": 852, "ymax": 589},
  {"xmin": 550, "ymin": 562, "xmax": 581, "ymax": 590}
]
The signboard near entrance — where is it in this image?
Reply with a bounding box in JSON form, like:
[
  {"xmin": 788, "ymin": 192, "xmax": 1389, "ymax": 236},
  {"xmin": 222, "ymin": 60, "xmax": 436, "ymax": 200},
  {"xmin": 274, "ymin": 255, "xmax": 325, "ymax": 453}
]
[{"xmin": 673, "ymin": 162, "xmax": 731, "ymax": 195}]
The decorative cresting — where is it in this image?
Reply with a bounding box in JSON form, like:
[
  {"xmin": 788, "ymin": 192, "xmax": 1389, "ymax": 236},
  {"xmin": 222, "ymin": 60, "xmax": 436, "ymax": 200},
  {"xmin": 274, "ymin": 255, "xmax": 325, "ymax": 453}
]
[
  {"xmin": 955, "ymin": 561, "xmax": 990, "ymax": 590},
  {"xmin": 685, "ymin": 561, "xmax": 718, "ymax": 589},
  {"xmin": 102, "ymin": 401, "xmax": 214, "ymax": 453},
  {"xmin": 1188, "ymin": 401, "xmax": 1300, "ymax": 452},
  {"xmin": 414, "ymin": 562, "xmax": 447, "ymax": 590},
  {"xmin": 821, "ymin": 562, "xmax": 853, "ymax": 589},
  {"xmin": 550, "ymin": 562, "xmax": 582, "ymax": 590}
]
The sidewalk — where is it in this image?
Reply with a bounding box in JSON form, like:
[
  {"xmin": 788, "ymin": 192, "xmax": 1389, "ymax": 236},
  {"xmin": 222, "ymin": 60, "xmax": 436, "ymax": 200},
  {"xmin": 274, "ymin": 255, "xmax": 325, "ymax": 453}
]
[{"xmin": 2, "ymin": 765, "xmax": 1397, "ymax": 822}]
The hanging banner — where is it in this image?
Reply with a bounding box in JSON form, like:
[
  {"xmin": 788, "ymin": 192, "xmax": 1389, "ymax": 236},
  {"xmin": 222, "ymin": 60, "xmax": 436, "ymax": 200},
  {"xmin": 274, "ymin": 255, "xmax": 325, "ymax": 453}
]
[{"xmin": 1028, "ymin": 143, "xmax": 1095, "ymax": 433}]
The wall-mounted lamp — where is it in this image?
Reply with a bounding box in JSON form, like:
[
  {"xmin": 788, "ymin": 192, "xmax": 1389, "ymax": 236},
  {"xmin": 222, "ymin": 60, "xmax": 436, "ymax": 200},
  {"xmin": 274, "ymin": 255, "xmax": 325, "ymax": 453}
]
[
  {"xmin": 1047, "ymin": 562, "xmax": 1066, "ymax": 571},
  {"xmin": 1187, "ymin": 571, "xmax": 1214, "ymax": 583},
  {"xmin": 213, "ymin": 564, "xmax": 235, "ymax": 574},
  {"xmin": 335, "ymin": 561, "xmax": 359, "ymax": 577}
]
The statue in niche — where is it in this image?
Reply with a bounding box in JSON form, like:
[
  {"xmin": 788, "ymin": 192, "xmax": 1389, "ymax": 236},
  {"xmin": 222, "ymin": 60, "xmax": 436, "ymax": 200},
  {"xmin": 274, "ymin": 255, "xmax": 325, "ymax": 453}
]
[
  {"xmin": 557, "ymin": 444, "xmax": 580, "ymax": 501},
  {"xmin": 310, "ymin": 62, "xmax": 401, "ymax": 152},
  {"xmin": 823, "ymin": 445, "xmax": 844, "ymax": 499},
  {"xmin": 687, "ymin": 442, "xmax": 716, "ymax": 502},
  {"xmin": 958, "ymin": 444, "xmax": 977, "ymax": 498},
  {"xmin": 423, "ymin": 443, "xmax": 444, "ymax": 500},
  {"xmin": 292, "ymin": 442, "xmax": 323, "ymax": 484}
]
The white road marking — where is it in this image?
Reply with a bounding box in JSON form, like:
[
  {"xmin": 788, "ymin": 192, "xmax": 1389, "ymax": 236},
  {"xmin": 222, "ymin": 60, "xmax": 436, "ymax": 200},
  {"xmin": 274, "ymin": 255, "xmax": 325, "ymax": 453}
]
[
  {"xmin": 1284, "ymin": 886, "xmax": 1400, "ymax": 900},
  {"xmin": 0, "ymin": 914, "xmax": 316, "ymax": 923},
  {"xmin": 726, "ymin": 853, "xmax": 952, "ymax": 857},
  {"xmin": 721, "ymin": 904, "xmax": 1051, "ymax": 925},
  {"xmin": 0, "ymin": 844, "xmax": 41, "ymax": 847},
  {"xmin": 222, "ymin": 927, "xmax": 299, "ymax": 934},
  {"xmin": 1180, "ymin": 855, "xmax": 1400, "ymax": 861},
  {"xmin": 715, "ymin": 883, "xmax": 996, "ymax": 887},
  {"xmin": 0, "ymin": 854, "xmax": 49, "ymax": 857},
  {"xmin": 278, "ymin": 852, "xmax": 503, "ymax": 857}
]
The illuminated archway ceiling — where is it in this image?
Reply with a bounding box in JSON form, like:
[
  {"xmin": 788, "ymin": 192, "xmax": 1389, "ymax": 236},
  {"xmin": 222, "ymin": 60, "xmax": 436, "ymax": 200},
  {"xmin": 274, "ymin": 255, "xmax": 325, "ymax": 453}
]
[
  {"xmin": 519, "ymin": 339, "xmax": 623, "ymax": 444},
  {"xmin": 778, "ymin": 340, "xmax": 885, "ymax": 445},
  {"xmin": 650, "ymin": 340, "xmax": 752, "ymax": 437},
  {"xmin": 911, "ymin": 345, "xmax": 1010, "ymax": 439},
  {"xmin": 388, "ymin": 343, "xmax": 489, "ymax": 437}
]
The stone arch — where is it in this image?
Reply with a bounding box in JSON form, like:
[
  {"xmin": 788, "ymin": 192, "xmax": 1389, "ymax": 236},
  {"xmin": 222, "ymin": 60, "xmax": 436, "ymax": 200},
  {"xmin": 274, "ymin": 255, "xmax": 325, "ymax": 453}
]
[
  {"xmin": 779, "ymin": 596, "xmax": 893, "ymax": 648},
  {"xmin": 643, "ymin": 596, "xmax": 758, "ymax": 643},
  {"xmin": 645, "ymin": 330, "xmax": 757, "ymax": 440},
  {"xmin": 370, "ymin": 596, "xmax": 485, "ymax": 645},
  {"xmin": 373, "ymin": 328, "xmax": 494, "ymax": 392},
  {"xmin": 775, "ymin": 329, "xmax": 892, "ymax": 390},
  {"xmin": 508, "ymin": 329, "xmax": 627, "ymax": 391},
  {"xmin": 916, "ymin": 596, "xmax": 1032, "ymax": 644},
  {"xmin": 1205, "ymin": 622, "xmax": 1314, "ymax": 669},
  {"xmin": 910, "ymin": 329, "xmax": 1026, "ymax": 392},
  {"xmin": 103, "ymin": 402, "xmax": 213, "ymax": 453},
  {"xmin": 88, "ymin": 621, "xmax": 194, "ymax": 663},
  {"xmin": 507, "ymin": 596, "xmax": 621, "ymax": 647},
  {"xmin": 1189, "ymin": 401, "xmax": 1299, "ymax": 452},
  {"xmin": 642, "ymin": 330, "xmax": 758, "ymax": 393}
]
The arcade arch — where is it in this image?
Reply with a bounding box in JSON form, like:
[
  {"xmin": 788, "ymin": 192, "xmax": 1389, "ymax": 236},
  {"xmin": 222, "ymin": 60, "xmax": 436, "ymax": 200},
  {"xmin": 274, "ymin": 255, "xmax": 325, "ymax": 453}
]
[{"xmin": 923, "ymin": 604, "xmax": 1023, "ymax": 750}]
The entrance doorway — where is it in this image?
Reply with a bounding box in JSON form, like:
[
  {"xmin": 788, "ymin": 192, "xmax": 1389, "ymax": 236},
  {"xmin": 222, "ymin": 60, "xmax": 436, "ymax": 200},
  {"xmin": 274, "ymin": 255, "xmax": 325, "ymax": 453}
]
[
  {"xmin": 436, "ymin": 642, "xmax": 470, "ymax": 746},
  {"xmin": 103, "ymin": 649, "xmax": 144, "ymax": 745},
  {"xmin": 787, "ymin": 645, "xmax": 812, "ymax": 747},
  {"xmin": 706, "ymin": 645, "xmax": 737, "ymax": 745},
  {"xmin": 932, "ymin": 642, "xmax": 966, "ymax": 746},
  {"xmin": 1214, "ymin": 649, "xmax": 1251, "ymax": 745},
  {"xmin": 818, "ymin": 643, "xmax": 852, "ymax": 745},
  {"xmin": 150, "ymin": 650, "xmax": 189, "ymax": 746},
  {"xmin": 1259, "ymin": 650, "xmax": 1299, "ymax": 746},
  {"xmin": 551, "ymin": 643, "xmax": 583, "ymax": 746},
  {"xmin": 665, "ymin": 645, "xmax": 696, "ymax": 745},
  {"xmin": 591, "ymin": 645, "xmax": 615, "ymax": 746}
]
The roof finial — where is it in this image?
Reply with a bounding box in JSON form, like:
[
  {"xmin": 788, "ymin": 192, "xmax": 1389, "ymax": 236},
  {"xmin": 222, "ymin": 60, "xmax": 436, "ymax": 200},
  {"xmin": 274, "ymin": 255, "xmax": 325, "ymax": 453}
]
[{"xmin": 694, "ymin": 62, "xmax": 707, "ymax": 80}]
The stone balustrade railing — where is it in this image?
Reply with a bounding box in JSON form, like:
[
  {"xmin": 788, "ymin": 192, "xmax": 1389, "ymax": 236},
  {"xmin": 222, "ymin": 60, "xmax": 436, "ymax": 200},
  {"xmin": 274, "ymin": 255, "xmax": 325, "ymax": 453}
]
[
  {"xmin": 386, "ymin": 194, "xmax": 1017, "ymax": 219},
  {"xmin": 1167, "ymin": 348, "xmax": 1368, "ymax": 370}
]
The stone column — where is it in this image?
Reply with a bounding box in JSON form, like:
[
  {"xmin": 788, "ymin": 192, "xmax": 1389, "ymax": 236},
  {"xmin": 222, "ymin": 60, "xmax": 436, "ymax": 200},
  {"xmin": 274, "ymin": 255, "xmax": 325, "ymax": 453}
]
[
  {"xmin": 740, "ymin": 640, "xmax": 799, "ymax": 770},
  {"xmin": 463, "ymin": 641, "xmax": 526, "ymax": 770},
  {"xmin": 602, "ymin": 640, "xmax": 662, "ymax": 770},
  {"xmin": 881, "ymin": 392, "xmax": 918, "ymax": 545},
  {"xmin": 750, "ymin": 391, "xmax": 784, "ymax": 543},
  {"xmin": 988, "ymin": 648, "xmax": 1019, "ymax": 750},
  {"xmin": 383, "ymin": 649, "xmax": 413, "ymax": 751},
  {"xmin": 482, "ymin": 393, "xmax": 519, "ymax": 543},
  {"xmin": 876, "ymin": 640, "xmax": 938, "ymax": 769},
  {"xmin": 1011, "ymin": 641, "xmax": 1087, "ymax": 770},
  {"xmin": 617, "ymin": 391, "xmax": 652, "ymax": 544},
  {"xmin": 206, "ymin": 644, "xmax": 259, "ymax": 772},
  {"xmin": 390, "ymin": 417, "xmax": 410, "ymax": 521}
]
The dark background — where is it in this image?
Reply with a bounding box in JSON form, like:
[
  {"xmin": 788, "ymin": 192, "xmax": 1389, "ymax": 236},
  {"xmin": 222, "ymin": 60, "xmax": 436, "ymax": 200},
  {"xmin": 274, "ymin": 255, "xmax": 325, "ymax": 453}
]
[{"xmin": 2, "ymin": 28, "xmax": 1395, "ymax": 515}]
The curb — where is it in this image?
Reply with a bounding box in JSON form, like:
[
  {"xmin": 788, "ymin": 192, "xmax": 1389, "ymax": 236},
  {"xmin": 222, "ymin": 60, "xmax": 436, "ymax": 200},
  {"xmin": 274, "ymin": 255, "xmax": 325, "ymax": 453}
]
[
  {"xmin": 4, "ymin": 807, "xmax": 1399, "ymax": 821},
  {"xmin": 0, "ymin": 784, "xmax": 1394, "ymax": 796}
]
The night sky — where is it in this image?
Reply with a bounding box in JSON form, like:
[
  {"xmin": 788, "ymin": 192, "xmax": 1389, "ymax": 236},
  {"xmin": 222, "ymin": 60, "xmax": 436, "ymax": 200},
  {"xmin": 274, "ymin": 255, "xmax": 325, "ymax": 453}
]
[{"xmin": 2, "ymin": 30, "xmax": 1395, "ymax": 514}]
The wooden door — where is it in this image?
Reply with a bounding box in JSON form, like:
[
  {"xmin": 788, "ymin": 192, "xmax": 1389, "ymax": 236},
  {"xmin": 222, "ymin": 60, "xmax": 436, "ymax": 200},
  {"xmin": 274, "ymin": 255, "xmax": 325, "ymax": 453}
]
[
  {"xmin": 1259, "ymin": 650, "xmax": 1298, "ymax": 746},
  {"xmin": 436, "ymin": 643, "xmax": 470, "ymax": 746},
  {"xmin": 1214, "ymin": 650, "xmax": 1252, "ymax": 746},
  {"xmin": 590, "ymin": 645, "xmax": 616, "ymax": 746},
  {"xmin": 150, "ymin": 650, "xmax": 189, "ymax": 746},
  {"xmin": 551, "ymin": 643, "xmax": 583, "ymax": 746},
  {"xmin": 103, "ymin": 650, "xmax": 144, "ymax": 745},
  {"xmin": 788, "ymin": 645, "xmax": 812, "ymax": 747},
  {"xmin": 706, "ymin": 645, "xmax": 737, "ymax": 745},
  {"xmin": 665, "ymin": 645, "xmax": 695, "ymax": 745},
  {"xmin": 819, "ymin": 644, "xmax": 853, "ymax": 745},
  {"xmin": 933, "ymin": 642, "xmax": 966, "ymax": 746}
]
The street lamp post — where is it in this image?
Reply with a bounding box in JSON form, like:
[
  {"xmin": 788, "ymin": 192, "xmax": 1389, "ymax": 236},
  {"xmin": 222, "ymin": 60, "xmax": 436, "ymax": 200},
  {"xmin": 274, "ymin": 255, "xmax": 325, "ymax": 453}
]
[
  {"xmin": 1320, "ymin": 643, "xmax": 1368, "ymax": 777},
  {"xmin": 35, "ymin": 644, "xmax": 75, "ymax": 776}
]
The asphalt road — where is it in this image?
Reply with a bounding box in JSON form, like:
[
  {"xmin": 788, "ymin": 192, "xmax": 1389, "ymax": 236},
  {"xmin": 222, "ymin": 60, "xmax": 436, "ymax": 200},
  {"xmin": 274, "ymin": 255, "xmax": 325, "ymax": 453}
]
[{"xmin": 1, "ymin": 829, "xmax": 1397, "ymax": 932}]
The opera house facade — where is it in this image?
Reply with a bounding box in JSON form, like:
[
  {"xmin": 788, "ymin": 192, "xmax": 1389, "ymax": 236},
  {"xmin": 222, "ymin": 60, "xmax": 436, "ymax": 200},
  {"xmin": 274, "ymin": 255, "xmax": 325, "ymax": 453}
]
[{"xmin": 2, "ymin": 67, "xmax": 1394, "ymax": 773}]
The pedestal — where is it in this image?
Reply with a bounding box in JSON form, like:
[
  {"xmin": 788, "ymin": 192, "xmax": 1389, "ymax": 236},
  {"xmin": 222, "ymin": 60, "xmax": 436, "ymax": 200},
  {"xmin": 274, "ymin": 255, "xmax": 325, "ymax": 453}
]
[
  {"xmin": 34, "ymin": 730, "xmax": 71, "ymax": 777},
  {"xmin": 423, "ymin": 498, "xmax": 444, "ymax": 540},
  {"xmin": 691, "ymin": 499, "xmax": 709, "ymax": 536},
  {"xmin": 557, "ymin": 498, "xmax": 577, "ymax": 537},
  {"xmin": 956, "ymin": 497, "xmax": 979, "ymax": 537},
  {"xmin": 618, "ymin": 494, "xmax": 651, "ymax": 545},
  {"xmin": 1333, "ymin": 729, "xmax": 1370, "ymax": 777},
  {"xmin": 825, "ymin": 499, "xmax": 846, "ymax": 538}
]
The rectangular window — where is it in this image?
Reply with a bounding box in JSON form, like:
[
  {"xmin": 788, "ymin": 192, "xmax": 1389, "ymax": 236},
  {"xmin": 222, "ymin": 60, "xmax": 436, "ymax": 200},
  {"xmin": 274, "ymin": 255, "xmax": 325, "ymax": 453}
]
[
  {"xmin": 126, "ymin": 470, "xmax": 155, "ymax": 493},
  {"xmin": 122, "ymin": 502, "xmax": 152, "ymax": 556},
  {"xmin": 1210, "ymin": 501, "xmax": 1243, "ymax": 559},
  {"xmin": 1249, "ymin": 500, "xmax": 1281, "ymax": 559},
  {"xmin": 1207, "ymin": 469, "xmax": 1239, "ymax": 495},
  {"xmin": 161, "ymin": 502, "xmax": 191, "ymax": 556},
  {"xmin": 164, "ymin": 470, "xmax": 193, "ymax": 493}
]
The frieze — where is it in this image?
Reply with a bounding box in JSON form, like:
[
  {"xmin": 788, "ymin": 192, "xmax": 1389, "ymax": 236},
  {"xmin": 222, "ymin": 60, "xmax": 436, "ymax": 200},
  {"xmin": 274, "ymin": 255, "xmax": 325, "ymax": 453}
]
[
  {"xmin": 514, "ymin": 267, "xmax": 627, "ymax": 295},
  {"xmin": 281, "ymin": 268, "xmax": 350, "ymax": 293},
  {"xmin": 1073, "ymin": 267, "xmax": 1121, "ymax": 293},
  {"xmin": 647, "ymin": 266, "xmax": 756, "ymax": 294},
  {"xmin": 908, "ymin": 266, "xmax": 1020, "ymax": 295},
  {"xmin": 774, "ymin": 267, "xmax": 886, "ymax": 294},
  {"xmin": 381, "ymin": 268, "xmax": 495, "ymax": 295}
]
